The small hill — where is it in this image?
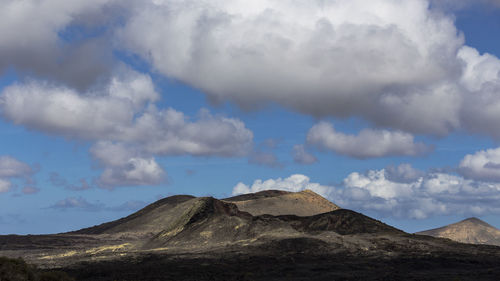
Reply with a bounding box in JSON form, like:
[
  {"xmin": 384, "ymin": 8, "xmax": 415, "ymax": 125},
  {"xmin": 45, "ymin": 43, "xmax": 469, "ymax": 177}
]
[
  {"xmin": 224, "ymin": 189, "xmax": 340, "ymax": 216},
  {"xmin": 417, "ymin": 217, "xmax": 500, "ymax": 246},
  {"xmin": 74, "ymin": 195, "xmax": 196, "ymax": 236}
]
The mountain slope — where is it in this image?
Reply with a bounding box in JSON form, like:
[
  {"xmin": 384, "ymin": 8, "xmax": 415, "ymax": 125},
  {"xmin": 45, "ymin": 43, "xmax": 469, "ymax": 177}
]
[
  {"xmin": 74, "ymin": 195, "xmax": 196, "ymax": 236},
  {"xmin": 224, "ymin": 189, "xmax": 340, "ymax": 216},
  {"xmin": 417, "ymin": 217, "xmax": 500, "ymax": 246},
  {"xmin": 144, "ymin": 196, "xmax": 398, "ymax": 249}
]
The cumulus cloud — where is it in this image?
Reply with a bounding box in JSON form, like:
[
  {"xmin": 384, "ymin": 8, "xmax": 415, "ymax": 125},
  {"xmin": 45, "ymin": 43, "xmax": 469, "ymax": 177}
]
[
  {"xmin": 339, "ymin": 169, "xmax": 500, "ymax": 219},
  {"xmin": 385, "ymin": 163, "xmax": 425, "ymax": 183},
  {"xmin": 459, "ymin": 147, "xmax": 500, "ymax": 182},
  {"xmin": 4, "ymin": 0, "xmax": 500, "ymax": 140},
  {"xmin": 233, "ymin": 165, "xmax": 500, "ymax": 219},
  {"xmin": 232, "ymin": 174, "xmax": 333, "ymax": 198},
  {"xmin": 96, "ymin": 155, "xmax": 167, "ymax": 189},
  {"xmin": 0, "ymin": 70, "xmax": 159, "ymax": 139},
  {"xmin": 0, "ymin": 0, "xmax": 117, "ymax": 89},
  {"xmin": 306, "ymin": 122, "xmax": 431, "ymax": 158},
  {"xmin": 0, "ymin": 69, "xmax": 253, "ymax": 188},
  {"xmin": 112, "ymin": 0, "xmax": 500, "ymax": 139},
  {"xmin": 0, "ymin": 156, "xmax": 38, "ymax": 194},
  {"xmin": 292, "ymin": 145, "xmax": 317, "ymax": 165},
  {"xmin": 0, "ymin": 71, "xmax": 253, "ymax": 155}
]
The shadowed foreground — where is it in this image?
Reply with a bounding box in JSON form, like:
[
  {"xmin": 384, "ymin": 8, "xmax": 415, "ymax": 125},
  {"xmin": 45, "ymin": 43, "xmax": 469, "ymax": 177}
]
[{"xmin": 61, "ymin": 248, "xmax": 500, "ymax": 281}]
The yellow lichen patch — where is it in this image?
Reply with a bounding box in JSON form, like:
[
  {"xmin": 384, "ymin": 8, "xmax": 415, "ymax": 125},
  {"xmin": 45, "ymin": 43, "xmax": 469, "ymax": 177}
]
[
  {"xmin": 200, "ymin": 231, "xmax": 213, "ymax": 239},
  {"xmin": 161, "ymin": 226, "xmax": 184, "ymax": 237},
  {"xmin": 40, "ymin": 250, "xmax": 78, "ymax": 260},
  {"xmin": 85, "ymin": 243, "xmax": 132, "ymax": 255},
  {"xmin": 149, "ymin": 247, "xmax": 170, "ymax": 252}
]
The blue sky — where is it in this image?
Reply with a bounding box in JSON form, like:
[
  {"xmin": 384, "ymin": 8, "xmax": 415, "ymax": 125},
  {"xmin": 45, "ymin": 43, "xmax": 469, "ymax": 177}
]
[{"xmin": 2, "ymin": 0, "xmax": 500, "ymax": 234}]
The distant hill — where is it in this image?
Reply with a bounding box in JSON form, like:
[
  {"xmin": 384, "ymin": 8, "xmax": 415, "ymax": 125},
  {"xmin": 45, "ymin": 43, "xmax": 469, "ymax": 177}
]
[
  {"xmin": 224, "ymin": 189, "xmax": 340, "ymax": 216},
  {"xmin": 417, "ymin": 217, "xmax": 500, "ymax": 246}
]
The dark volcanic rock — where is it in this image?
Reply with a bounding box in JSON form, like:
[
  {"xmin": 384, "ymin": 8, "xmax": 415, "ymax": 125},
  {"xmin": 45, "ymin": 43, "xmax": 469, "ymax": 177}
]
[{"xmin": 281, "ymin": 209, "xmax": 403, "ymax": 235}]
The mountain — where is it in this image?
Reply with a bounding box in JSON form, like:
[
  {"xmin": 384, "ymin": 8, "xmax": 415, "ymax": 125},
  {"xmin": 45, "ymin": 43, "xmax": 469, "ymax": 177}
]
[
  {"xmin": 224, "ymin": 189, "xmax": 340, "ymax": 216},
  {"xmin": 1, "ymin": 191, "xmax": 500, "ymax": 280},
  {"xmin": 75, "ymin": 192, "xmax": 395, "ymax": 250},
  {"xmin": 417, "ymin": 217, "xmax": 500, "ymax": 246}
]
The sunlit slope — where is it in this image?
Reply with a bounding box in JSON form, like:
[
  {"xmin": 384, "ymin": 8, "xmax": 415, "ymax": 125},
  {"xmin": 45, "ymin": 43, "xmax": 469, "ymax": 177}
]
[
  {"xmin": 224, "ymin": 189, "xmax": 340, "ymax": 216},
  {"xmin": 417, "ymin": 218, "xmax": 500, "ymax": 246}
]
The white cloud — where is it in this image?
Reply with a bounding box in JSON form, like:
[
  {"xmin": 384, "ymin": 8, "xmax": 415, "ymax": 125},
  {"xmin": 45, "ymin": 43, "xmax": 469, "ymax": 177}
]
[
  {"xmin": 113, "ymin": 0, "xmax": 500, "ymax": 140},
  {"xmin": 292, "ymin": 144, "xmax": 317, "ymax": 165},
  {"xmin": 340, "ymin": 169, "xmax": 500, "ymax": 219},
  {"xmin": 0, "ymin": 156, "xmax": 34, "ymax": 178},
  {"xmin": 0, "ymin": 70, "xmax": 253, "ymax": 158},
  {"xmin": 232, "ymin": 174, "xmax": 333, "ymax": 198},
  {"xmin": 89, "ymin": 142, "xmax": 167, "ymax": 188},
  {"xmin": 385, "ymin": 163, "xmax": 425, "ymax": 183},
  {"xmin": 306, "ymin": 122, "xmax": 431, "ymax": 158},
  {"xmin": 0, "ymin": 179, "xmax": 11, "ymax": 193},
  {"xmin": 458, "ymin": 47, "xmax": 500, "ymax": 139},
  {"xmin": 0, "ymin": 70, "xmax": 158, "ymax": 139},
  {"xmin": 4, "ymin": 0, "xmax": 500, "ymax": 139},
  {"xmin": 117, "ymin": 0, "xmax": 481, "ymax": 136},
  {"xmin": 0, "ymin": 156, "xmax": 38, "ymax": 194},
  {"xmin": 96, "ymin": 156, "xmax": 167, "ymax": 189},
  {"xmin": 125, "ymin": 108, "xmax": 253, "ymax": 157},
  {"xmin": 459, "ymin": 147, "xmax": 500, "ymax": 182},
  {"xmin": 0, "ymin": 70, "xmax": 253, "ymax": 188},
  {"xmin": 0, "ymin": 0, "xmax": 116, "ymax": 89},
  {"xmin": 233, "ymin": 166, "xmax": 500, "ymax": 219},
  {"xmin": 343, "ymin": 170, "xmax": 419, "ymax": 199}
]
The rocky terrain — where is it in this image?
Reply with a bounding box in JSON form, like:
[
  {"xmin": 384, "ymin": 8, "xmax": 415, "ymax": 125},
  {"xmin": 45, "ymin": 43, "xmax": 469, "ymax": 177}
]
[
  {"xmin": 1, "ymin": 190, "xmax": 500, "ymax": 280},
  {"xmin": 417, "ymin": 217, "xmax": 500, "ymax": 246}
]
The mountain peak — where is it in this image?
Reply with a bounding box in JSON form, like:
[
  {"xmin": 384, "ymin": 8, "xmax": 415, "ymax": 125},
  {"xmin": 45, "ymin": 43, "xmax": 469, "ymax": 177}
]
[
  {"xmin": 460, "ymin": 217, "xmax": 491, "ymax": 227},
  {"xmin": 417, "ymin": 217, "xmax": 500, "ymax": 246},
  {"xmin": 224, "ymin": 189, "xmax": 340, "ymax": 216}
]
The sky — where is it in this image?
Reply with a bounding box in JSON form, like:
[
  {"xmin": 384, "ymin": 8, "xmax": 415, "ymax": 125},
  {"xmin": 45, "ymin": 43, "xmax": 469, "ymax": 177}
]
[{"xmin": 1, "ymin": 0, "xmax": 500, "ymax": 234}]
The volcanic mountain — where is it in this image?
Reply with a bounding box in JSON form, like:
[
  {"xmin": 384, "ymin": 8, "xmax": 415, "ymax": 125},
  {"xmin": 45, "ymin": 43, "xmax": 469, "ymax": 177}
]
[
  {"xmin": 417, "ymin": 217, "xmax": 500, "ymax": 246},
  {"xmin": 223, "ymin": 189, "xmax": 340, "ymax": 216},
  {"xmin": 1, "ymin": 190, "xmax": 500, "ymax": 280}
]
